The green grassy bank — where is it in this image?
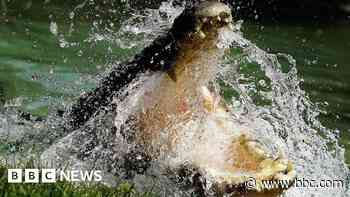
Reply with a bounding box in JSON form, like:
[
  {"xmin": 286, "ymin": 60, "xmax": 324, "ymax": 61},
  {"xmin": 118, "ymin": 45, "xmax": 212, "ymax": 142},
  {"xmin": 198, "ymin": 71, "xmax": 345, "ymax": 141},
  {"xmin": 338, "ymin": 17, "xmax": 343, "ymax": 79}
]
[{"xmin": 0, "ymin": 166, "xmax": 156, "ymax": 197}]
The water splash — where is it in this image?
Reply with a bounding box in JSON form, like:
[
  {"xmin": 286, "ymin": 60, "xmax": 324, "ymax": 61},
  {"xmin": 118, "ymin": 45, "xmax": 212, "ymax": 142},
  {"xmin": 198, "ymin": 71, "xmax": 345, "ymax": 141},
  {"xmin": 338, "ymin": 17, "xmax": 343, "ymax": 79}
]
[
  {"xmin": 217, "ymin": 27, "xmax": 349, "ymax": 197},
  {"xmin": 109, "ymin": 1, "xmax": 349, "ymax": 196},
  {"xmin": 0, "ymin": 1, "xmax": 348, "ymax": 196},
  {"xmin": 97, "ymin": 0, "xmax": 185, "ymax": 50}
]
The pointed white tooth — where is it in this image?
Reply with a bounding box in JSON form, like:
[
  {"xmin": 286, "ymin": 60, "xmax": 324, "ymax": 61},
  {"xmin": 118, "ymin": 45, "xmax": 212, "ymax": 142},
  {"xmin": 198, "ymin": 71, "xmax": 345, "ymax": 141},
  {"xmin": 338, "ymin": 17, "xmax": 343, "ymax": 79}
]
[
  {"xmin": 198, "ymin": 31, "xmax": 206, "ymax": 39},
  {"xmin": 274, "ymin": 162, "xmax": 287, "ymax": 172},
  {"xmin": 254, "ymin": 149, "xmax": 267, "ymax": 158},
  {"xmin": 195, "ymin": 25, "xmax": 201, "ymax": 32},
  {"xmin": 228, "ymin": 23, "xmax": 234, "ymax": 30},
  {"xmin": 274, "ymin": 173, "xmax": 289, "ymax": 181},
  {"xmin": 216, "ymin": 16, "xmax": 221, "ymax": 21},
  {"xmin": 275, "ymin": 169, "xmax": 296, "ymax": 181}
]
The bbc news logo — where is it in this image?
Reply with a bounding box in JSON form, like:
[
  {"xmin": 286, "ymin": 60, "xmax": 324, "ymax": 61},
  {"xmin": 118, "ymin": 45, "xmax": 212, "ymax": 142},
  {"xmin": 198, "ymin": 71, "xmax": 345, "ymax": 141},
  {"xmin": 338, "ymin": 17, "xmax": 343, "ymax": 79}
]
[{"xmin": 7, "ymin": 169, "xmax": 102, "ymax": 183}]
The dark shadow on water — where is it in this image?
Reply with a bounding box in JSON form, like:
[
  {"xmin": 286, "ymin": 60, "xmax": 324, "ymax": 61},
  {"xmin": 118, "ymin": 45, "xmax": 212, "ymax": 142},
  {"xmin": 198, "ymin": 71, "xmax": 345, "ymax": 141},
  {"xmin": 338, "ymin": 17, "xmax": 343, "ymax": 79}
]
[
  {"xmin": 2, "ymin": 0, "xmax": 350, "ymax": 23},
  {"xmin": 0, "ymin": 82, "xmax": 4, "ymax": 106}
]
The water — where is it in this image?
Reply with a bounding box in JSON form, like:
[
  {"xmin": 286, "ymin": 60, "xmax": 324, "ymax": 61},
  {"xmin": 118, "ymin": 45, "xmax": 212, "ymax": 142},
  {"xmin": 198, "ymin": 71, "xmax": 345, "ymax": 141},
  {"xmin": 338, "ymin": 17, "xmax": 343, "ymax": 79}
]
[
  {"xmin": 0, "ymin": 0, "xmax": 349, "ymax": 196},
  {"xmin": 243, "ymin": 22, "xmax": 350, "ymax": 161}
]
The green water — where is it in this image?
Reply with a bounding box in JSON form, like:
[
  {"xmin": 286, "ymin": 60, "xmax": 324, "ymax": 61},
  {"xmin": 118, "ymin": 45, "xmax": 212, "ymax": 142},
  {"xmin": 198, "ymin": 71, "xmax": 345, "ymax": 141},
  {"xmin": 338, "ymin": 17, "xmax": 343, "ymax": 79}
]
[
  {"xmin": 0, "ymin": 16, "xmax": 135, "ymax": 114},
  {"xmin": 0, "ymin": 4, "xmax": 349, "ymax": 164}
]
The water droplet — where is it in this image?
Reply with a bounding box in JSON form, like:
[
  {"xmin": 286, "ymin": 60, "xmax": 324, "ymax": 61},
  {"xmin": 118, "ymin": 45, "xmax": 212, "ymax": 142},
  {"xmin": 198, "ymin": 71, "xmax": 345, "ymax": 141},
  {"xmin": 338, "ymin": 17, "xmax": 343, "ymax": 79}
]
[
  {"xmin": 69, "ymin": 11, "xmax": 75, "ymax": 19},
  {"xmin": 50, "ymin": 21, "xmax": 58, "ymax": 36},
  {"xmin": 258, "ymin": 79, "xmax": 266, "ymax": 87},
  {"xmin": 77, "ymin": 50, "xmax": 83, "ymax": 57}
]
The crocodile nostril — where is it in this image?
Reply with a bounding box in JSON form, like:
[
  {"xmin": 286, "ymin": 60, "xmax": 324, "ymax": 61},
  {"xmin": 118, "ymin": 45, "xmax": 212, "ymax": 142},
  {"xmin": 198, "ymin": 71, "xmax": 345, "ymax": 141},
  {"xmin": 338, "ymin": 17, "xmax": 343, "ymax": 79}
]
[{"xmin": 219, "ymin": 12, "xmax": 231, "ymax": 19}]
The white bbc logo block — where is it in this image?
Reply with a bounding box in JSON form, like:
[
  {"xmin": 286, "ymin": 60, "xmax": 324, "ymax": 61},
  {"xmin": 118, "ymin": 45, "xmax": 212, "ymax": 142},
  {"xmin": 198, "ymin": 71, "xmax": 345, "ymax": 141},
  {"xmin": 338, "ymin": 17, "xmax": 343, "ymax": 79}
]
[
  {"xmin": 41, "ymin": 169, "xmax": 56, "ymax": 183},
  {"xmin": 8, "ymin": 169, "xmax": 23, "ymax": 183},
  {"xmin": 24, "ymin": 169, "xmax": 39, "ymax": 183}
]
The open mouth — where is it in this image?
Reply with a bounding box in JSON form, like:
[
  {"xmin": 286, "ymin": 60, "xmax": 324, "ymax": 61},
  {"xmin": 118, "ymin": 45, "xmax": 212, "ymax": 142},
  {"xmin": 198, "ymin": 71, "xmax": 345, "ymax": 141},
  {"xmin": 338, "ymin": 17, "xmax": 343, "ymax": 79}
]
[
  {"xmin": 172, "ymin": 133, "xmax": 296, "ymax": 196},
  {"xmin": 208, "ymin": 134, "xmax": 296, "ymax": 195}
]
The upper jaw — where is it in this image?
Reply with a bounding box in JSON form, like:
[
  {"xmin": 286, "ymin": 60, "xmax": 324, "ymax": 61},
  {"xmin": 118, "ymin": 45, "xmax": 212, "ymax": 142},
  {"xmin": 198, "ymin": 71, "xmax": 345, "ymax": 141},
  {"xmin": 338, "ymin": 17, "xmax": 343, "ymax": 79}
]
[
  {"xmin": 193, "ymin": 2, "xmax": 233, "ymax": 38},
  {"xmin": 195, "ymin": 1, "xmax": 232, "ymax": 19}
]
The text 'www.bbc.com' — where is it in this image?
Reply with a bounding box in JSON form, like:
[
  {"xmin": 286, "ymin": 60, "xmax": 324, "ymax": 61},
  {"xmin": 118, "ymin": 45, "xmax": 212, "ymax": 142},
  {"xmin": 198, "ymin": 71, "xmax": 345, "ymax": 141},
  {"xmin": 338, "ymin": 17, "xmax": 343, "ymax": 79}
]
[{"xmin": 244, "ymin": 177, "xmax": 345, "ymax": 190}]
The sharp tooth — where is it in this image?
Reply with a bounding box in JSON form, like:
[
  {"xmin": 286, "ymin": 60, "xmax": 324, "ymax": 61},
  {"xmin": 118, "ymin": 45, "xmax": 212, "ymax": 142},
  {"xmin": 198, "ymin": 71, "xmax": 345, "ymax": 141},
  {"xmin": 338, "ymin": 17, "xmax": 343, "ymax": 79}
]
[
  {"xmin": 228, "ymin": 23, "xmax": 234, "ymax": 30},
  {"xmin": 224, "ymin": 18, "xmax": 231, "ymax": 23},
  {"xmin": 254, "ymin": 148, "xmax": 267, "ymax": 158},
  {"xmin": 198, "ymin": 31, "xmax": 206, "ymax": 39},
  {"xmin": 201, "ymin": 17, "xmax": 208, "ymax": 23},
  {"xmin": 216, "ymin": 16, "xmax": 221, "ymax": 21},
  {"xmin": 275, "ymin": 169, "xmax": 296, "ymax": 181},
  {"xmin": 274, "ymin": 173, "xmax": 289, "ymax": 181},
  {"xmin": 274, "ymin": 162, "xmax": 287, "ymax": 172}
]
